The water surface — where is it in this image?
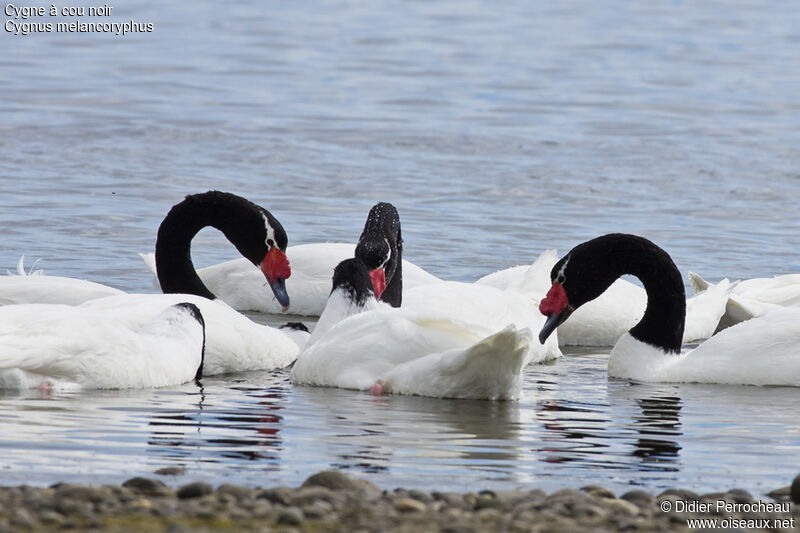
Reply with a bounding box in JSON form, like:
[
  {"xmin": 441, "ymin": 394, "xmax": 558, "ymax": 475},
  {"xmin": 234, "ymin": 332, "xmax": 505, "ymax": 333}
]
[{"xmin": 1, "ymin": 0, "xmax": 799, "ymax": 494}]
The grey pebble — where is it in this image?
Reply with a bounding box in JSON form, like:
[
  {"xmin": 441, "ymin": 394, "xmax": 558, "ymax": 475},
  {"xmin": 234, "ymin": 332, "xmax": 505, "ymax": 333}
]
[
  {"xmin": 216, "ymin": 483, "xmax": 255, "ymax": 500},
  {"xmin": 620, "ymin": 489, "xmax": 654, "ymax": 509},
  {"xmin": 657, "ymin": 488, "xmax": 699, "ymax": 501},
  {"xmin": 176, "ymin": 481, "xmax": 213, "ymax": 499},
  {"xmin": 475, "ymin": 494, "xmax": 508, "ymax": 512},
  {"xmin": 792, "ymin": 474, "xmax": 800, "ymax": 504},
  {"xmin": 302, "ymin": 469, "xmax": 358, "ymax": 490},
  {"xmin": 276, "ymin": 506, "xmax": 304, "ymax": 525},
  {"xmin": 394, "ymin": 497, "xmax": 427, "ymax": 513},
  {"xmin": 122, "ymin": 476, "xmax": 173, "ymax": 497},
  {"xmin": 10, "ymin": 508, "xmax": 35, "ymax": 529},
  {"xmin": 581, "ymin": 485, "xmax": 616, "ymax": 499},
  {"xmin": 302, "ymin": 499, "xmax": 334, "ymax": 519},
  {"xmin": 258, "ymin": 486, "xmax": 294, "ymax": 505}
]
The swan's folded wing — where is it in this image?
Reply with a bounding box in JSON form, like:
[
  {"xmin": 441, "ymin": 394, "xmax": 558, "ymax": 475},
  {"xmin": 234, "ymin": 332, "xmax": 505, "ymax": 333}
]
[
  {"xmin": 291, "ymin": 309, "xmax": 497, "ymax": 390},
  {"xmin": 379, "ymin": 325, "xmax": 532, "ymax": 400}
]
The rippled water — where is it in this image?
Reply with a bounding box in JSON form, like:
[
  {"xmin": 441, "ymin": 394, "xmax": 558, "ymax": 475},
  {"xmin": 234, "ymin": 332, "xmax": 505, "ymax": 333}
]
[{"xmin": 1, "ymin": 0, "xmax": 799, "ymax": 495}]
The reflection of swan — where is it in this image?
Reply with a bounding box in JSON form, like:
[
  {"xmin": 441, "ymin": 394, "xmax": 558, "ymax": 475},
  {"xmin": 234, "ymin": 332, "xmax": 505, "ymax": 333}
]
[
  {"xmin": 607, "ymin": 383, "xmax": 683, "ymax": 467},
  {"xmin": 290, "ymin": 383, "xmax": 525, "ymax": 480},
  {"xmin": 146, "ymin": 374, "xmax": 288, "ymax": 465},
  {"xmin": 0, "ymin": 384, "xmax": 205, "ymax": 484}
]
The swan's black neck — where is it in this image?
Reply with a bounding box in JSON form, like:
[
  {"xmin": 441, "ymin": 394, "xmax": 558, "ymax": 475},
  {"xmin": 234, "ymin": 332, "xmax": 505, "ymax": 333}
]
[
  {"xmin": 557, "ymin": 233, "xmax": 686, "ymax": 353},
  {"xmin": 155, "ymin": 191, "xmax": 285, "ymax": 299},
  {"xmin": 171, "ymin": 302, "xmax": 206, "ymax": 382},
  {"xmin": 355, "ymin": 202, "xmax": 403, "ymax": 307}
]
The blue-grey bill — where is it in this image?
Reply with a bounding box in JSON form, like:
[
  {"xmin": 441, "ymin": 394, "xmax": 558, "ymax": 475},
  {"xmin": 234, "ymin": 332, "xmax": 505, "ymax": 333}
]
[
  {"xmin": 270, "ymin": 278, "xmax": 290, "ymax": 311},
  {"xmin": 538, "ymin": 313, "xmax": 562, "ymax": 345}
]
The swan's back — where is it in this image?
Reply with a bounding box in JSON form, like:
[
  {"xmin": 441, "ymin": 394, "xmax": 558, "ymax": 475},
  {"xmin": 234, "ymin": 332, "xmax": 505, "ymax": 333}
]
[
  {"xmin": 609, "ymin": 307, "xmax": 800, "ymax": 386},
  {"xmin": 81, "ymin": 293, "xmax": 299, "ymax": 375},
  {"xmin": 0, "ymin": 303, "xmax": 204, "ymax": 390}
]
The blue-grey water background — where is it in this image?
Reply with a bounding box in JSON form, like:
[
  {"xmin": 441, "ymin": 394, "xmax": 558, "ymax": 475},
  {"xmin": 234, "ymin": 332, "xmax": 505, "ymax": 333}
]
[{"xmin": 1, "ymin": 1, "xmax": 799, "ymax": 495}]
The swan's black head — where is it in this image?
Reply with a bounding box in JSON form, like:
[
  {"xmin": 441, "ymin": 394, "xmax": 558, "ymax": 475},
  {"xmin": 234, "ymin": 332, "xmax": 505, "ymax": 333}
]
[
  {"xmin": 331, "ymin": 258, "xmax": 376, "ymax": 308},
  {"xmin": 537, "ymin": 233, "xmax": 685, "ymax": 353},
  {"xmin": 538, "ymin": 234, "xmax": 645, "ymax": 343},
  {"xmin": 253, "ymin": 204, "xmax": 291, "ymax": 310},
  {"xmin": 354, "ymin": 202, "xmax": 402, "ymax": 304}
]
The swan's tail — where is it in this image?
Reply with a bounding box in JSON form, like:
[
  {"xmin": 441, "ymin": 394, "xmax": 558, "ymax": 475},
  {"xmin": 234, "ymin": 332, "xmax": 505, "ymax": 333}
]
[
  {"xmin": 139, "ymin": 253, "xmax": 162, "ymax": 290},
  {"xmin": 684, "ymin": 277, "xmax": 738, "ymax": 342},
  {"xmin": 6, "ymin": 256, "xmax": 43, "ymax": 277},
  {"xmin": 139, "ymin": 253, "xmax": 157, "ymax": 276},
  {"xmin": 688, "ymin": 271, "xmax": 709, "ymax": 293},
  {"xmin": 378, "ymin": 325, "xmax": 532, "ymax": 400}
]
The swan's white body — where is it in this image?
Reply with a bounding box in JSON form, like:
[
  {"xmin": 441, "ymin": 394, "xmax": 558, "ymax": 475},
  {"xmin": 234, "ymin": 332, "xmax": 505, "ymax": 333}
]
[
  {"xmin": 0, "ymin": 258, "xmax": 123, "ymax": 306},
  {"xmin": 141, "ymin": 243, "xmax": 441, "ymax": 315},
  {"xmin": 80, "ymin": 294, "xmax": 303, "ymax": 375},
  {"xmin": 0, "ymin": 303, "xmax": 204, "ymax": 390},
  {"xmin": 691, "ymin": 272, "xmax": 800, "ymax": 330},
  {"xmin": 292, "ymin": 283, "xmax": 532, "ymax": 400},
  {"xmin": 608, "ymin": 306, "xmax": 800, "ymax": 386},
  {"xmin": 403, "ymin": 281, "xmax": 562, "ymax": 364},
  {"xmin": 478, "ymin": 250, "xmax": 732, "ymax": 346}
]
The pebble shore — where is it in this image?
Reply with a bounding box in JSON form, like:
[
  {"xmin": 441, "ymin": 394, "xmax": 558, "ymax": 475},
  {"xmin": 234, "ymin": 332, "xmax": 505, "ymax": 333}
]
[{"xmin": 1, "ymin": 470, "xmax": 798, "ymax": 532}]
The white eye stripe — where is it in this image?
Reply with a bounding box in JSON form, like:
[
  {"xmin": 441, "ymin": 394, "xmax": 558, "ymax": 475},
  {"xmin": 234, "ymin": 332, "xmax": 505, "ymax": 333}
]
[
  {"xmin": 556, "ymin": 256, "xmax": 570, "ymax": 284},
  {"xmin": 262, "ymin": 214, "xmax": 276, "ymax": 249},
  {"xmin": 381, "ymin": 238, "xmax": 391, "ymax": 266}
]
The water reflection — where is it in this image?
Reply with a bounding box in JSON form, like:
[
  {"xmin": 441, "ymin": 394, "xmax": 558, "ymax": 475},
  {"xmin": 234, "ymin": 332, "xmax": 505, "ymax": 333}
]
[{"xmin": 146, "ymin": 376, "xmax": 289, "ymax": 465}]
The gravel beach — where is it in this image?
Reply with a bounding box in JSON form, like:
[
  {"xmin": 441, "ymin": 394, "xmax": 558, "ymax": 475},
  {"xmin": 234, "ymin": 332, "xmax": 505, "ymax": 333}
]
[{"xmin": 1, "ymin": 470, "xmax": 798, "ymax": 532}]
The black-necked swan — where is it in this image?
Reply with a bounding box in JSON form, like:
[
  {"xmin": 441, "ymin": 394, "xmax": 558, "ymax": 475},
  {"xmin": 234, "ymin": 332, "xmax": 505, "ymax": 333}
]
[
  {"xmin": 0, "ymin": 192, "xmax": 304, "ymax": 374},
  {"xmin": 537, "ymin": 233, "xmax": 800, "ymax": 386},
  {"xmin": 154, "ymin": 190, "xmax": 291, "ymax": 310},
  {"xmin": 476, "ymin": 248, "xmax": 733, "ymax": 347},
  {"xmin": 290, "ymin": 258, "xmax": 532, "ymax": 400},
  {"xmin": 80, "ymin": 191, "xmax": 307, "ymax": 374},
  {"xmin": 0, "ymin": 302, "xmax": 205, "ymax": 390},
  {"xmin": 354, "ymin": 202, "xmax": 404, "ymax": 306},
  {"xmin": 140, "ymin": 203, "xmax": 440, "ymax": 316}
]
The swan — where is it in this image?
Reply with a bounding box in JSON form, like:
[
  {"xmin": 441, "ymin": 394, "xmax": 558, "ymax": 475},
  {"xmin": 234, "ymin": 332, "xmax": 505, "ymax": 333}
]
[
  {"xmin": 80, "ymin": 293, "xmax": 302, "ymax": 375},
  {"xmin": 78, "ymin": 191, "xmax": 306, "ymax": 374},
  {"xmin": 291, "ymin": 258, "xmax": 532, "ymax": 400},
  {"xmin": 476, "ymin": 249, "xmax": 732, "ymax": 346},
  {"xmin": 537, "ymin": 233, "xmax": 800, "ymax": 386},
  {"xmin": 154, "ymin": 190, "xmax": 291, "ymax": 310},
  {"xmin": 690, "ymin": 271, "xmax": 800, "ymax": 330},
  {"xmin": 0, "ymin": 302, "xmax": 205, "ymax": 390},
  {"xmin": 141, "ymin": 201, "xmax": 440, "ymax": 315},
  {"xmin": 0, "ymin": 192, "xmax": 305, "ymax": 374},
  {"xmin": 0, "ymin": 256, "xmax": 124, "ymax": 306}
]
